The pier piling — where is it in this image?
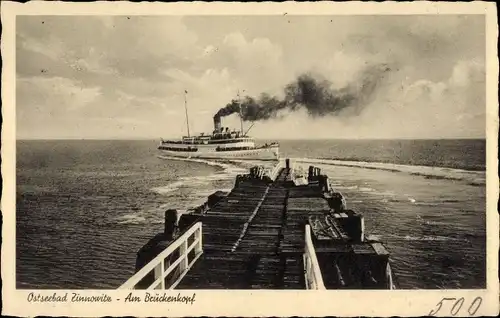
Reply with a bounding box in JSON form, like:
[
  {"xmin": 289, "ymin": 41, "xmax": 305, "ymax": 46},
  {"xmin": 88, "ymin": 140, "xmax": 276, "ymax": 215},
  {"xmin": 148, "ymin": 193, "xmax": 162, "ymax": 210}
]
[{"xmin": 164, "ymin": 209, "xmax": 178, "ymax": 240}]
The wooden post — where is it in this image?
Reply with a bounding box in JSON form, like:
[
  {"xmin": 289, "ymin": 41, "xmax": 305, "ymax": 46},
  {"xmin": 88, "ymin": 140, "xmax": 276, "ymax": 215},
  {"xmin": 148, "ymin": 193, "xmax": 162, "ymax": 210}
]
[
  {"xmin": 164, "ymin": 209, "xmax": 178, "ymax": 240},
  {"xmin": 359, "ymin": 215, "xmax": 365, "ymax": 242},
  {"xmin": 323, "ymin": 176, "xmax": 330, "ymax": 192}
]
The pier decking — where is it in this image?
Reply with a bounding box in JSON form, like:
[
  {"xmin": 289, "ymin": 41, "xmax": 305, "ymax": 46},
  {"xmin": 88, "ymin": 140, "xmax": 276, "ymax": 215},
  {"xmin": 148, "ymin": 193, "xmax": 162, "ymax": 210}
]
[
  {"xmin": 176, "ymin": 167, "xmax": 305, "ymax": 289},
  {"xmin": 120, "ymin": 160, "xmax": 395, "ymax": 290}
]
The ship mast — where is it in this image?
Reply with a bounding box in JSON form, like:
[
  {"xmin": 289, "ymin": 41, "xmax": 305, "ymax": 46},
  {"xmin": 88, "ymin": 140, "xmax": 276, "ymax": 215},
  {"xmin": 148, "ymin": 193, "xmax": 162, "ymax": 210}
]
[
  {"xmin": 238, "ymin": 90, "xmax": 244, "ymax": 135},
  {"xmin": 184, "ymin": 90, "xmax": 191, "ymax": 137}
]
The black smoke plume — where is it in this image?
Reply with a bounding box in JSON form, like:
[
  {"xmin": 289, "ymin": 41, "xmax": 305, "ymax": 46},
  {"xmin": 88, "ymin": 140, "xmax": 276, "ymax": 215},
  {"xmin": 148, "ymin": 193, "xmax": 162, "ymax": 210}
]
[{"xmin": 214, "ymin": 63, "xmax": 393, "ymax": 122}]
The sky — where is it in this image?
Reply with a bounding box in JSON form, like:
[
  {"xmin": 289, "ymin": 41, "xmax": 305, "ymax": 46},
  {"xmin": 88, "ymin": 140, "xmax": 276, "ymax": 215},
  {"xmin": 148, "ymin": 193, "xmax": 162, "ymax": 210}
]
[{"xmin": 16, "ymin": 15, "xmax": 486, "ymax": 139}]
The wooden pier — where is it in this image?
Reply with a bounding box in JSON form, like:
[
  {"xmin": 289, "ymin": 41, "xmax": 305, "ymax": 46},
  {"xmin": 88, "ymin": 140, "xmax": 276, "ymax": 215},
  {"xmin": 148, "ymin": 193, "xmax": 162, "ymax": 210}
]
[
  {"xmin": 119, "ymin": 159, "xmax": 396, "ymax": 290},
  {"xmin": 175, "ymin": 167, "xmax": 304, "ymax": 289}
]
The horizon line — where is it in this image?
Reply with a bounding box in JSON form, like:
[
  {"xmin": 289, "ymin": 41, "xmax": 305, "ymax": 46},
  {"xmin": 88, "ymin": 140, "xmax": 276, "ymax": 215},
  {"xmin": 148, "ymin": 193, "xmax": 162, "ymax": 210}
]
[{"xmin": 15, "ymin": 137, "xmax": 487, "ymax": 141}]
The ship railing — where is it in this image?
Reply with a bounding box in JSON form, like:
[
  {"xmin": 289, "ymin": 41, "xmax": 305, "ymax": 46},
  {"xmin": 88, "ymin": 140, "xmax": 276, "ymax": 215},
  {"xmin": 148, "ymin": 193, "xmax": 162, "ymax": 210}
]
[
  {"xmin": 303, "ymin": 224, "xmax": 326, "ymax": 290},
  {"xmin": 118, "ymin": 222, "xmax": 203, "ymax": 290}
]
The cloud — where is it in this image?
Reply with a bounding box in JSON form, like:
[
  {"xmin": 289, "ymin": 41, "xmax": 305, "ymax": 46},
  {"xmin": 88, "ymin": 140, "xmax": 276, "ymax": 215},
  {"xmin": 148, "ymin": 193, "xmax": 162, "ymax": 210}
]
[
  {"xmin": 246, "ymin": 57, "xmax": 485, "ymax": 140},
  {"xmin": 17, "ymin": 76, "xmax": 101, "ymax": 113},
  {"xmin": 17, "ymin": 16, "xmax": 198, "ymax": 80},
  {"xmin": 353, "ymin": 59, "xmax": 486, "ymax": 138},
  {"xmin": 15, "ymin": 15, "xmax": 486, "ymax": 139},
  {"xmin": 197, "ymin": 32, "xmax": 286, "ymax": 95},
  {"xmin": 16, "ymin": 76, "xmax": 103, "ymax": 138}
]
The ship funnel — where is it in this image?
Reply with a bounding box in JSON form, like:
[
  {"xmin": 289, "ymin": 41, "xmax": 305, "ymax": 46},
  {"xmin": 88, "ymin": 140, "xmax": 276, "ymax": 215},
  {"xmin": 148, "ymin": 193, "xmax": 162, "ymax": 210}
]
[{"xmin": 213, "ymin": 116, "xmax": 222, "ymax": 132}]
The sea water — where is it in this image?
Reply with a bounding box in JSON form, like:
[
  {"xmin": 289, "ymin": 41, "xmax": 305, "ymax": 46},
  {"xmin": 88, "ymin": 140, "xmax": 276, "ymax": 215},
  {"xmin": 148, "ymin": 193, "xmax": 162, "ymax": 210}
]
[{"xmin": 15, "ymin": 139, "xmax": 486, "ymax": 289}]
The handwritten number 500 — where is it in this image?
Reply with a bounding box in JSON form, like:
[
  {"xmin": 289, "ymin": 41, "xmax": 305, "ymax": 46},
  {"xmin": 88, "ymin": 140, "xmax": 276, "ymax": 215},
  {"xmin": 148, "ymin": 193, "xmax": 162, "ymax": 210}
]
[{"xmin": 429, "ymin": 297, "xmax": 482, "ymax": 316}]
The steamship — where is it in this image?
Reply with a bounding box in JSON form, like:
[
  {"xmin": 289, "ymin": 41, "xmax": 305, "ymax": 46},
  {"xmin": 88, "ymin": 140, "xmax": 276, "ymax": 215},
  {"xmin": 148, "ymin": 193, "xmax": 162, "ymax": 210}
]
[{"xmin": 158, "ymin": 92, "xmax": 280, "ymax": 161}]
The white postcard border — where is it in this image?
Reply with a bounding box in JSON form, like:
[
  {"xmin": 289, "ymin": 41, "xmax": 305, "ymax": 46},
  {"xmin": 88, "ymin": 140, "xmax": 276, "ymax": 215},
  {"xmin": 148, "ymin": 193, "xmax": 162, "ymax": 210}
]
[{"xmin": 1, "ymin": 1, "xmax": 498, "ymax": 317}]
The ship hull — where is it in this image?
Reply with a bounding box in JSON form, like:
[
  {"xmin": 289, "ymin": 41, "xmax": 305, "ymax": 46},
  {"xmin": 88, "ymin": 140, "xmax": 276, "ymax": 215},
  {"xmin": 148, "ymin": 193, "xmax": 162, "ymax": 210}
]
[{"xmin": 158, "ymin": 146, "xmax": 279, "ymax": 161}]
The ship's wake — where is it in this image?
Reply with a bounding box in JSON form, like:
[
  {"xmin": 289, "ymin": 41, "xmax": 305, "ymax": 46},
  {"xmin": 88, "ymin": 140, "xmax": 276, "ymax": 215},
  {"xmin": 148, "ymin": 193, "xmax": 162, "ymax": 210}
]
[
  {"xmin": 152, "ymin": 155, "xmax": 247, "ymax": 195},
  {"xmin": 158, "ymin": 155, "xmax": 486, "ymax": 187},
  {"xmin": 369, "ymin": 233, "xmax": 471, "ymax": 243},
  {"xmin": 157, "ymin": 155, "xmax": 232, "ymax": 170},
  {"xmin": 289, "ymin": 157, "xmax": 485, "ymax": 186},
  {"xmin": 113, "ymin": 156, "xmax": 248, "ymax": 226},
  {"xmin": 197, "ymin": 156, "xmax": 485, "ymax": 186}
]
